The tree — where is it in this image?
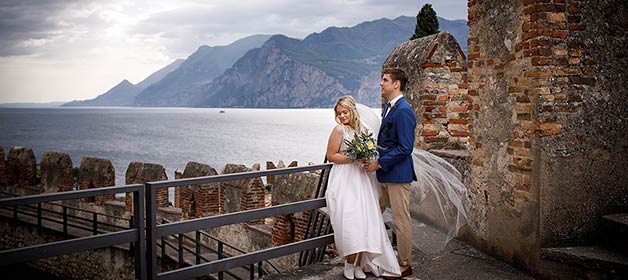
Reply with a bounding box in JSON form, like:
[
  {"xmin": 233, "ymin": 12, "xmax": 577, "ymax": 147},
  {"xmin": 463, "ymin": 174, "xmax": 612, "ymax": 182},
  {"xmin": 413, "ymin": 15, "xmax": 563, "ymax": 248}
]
[{"xmin": 410, "ymin": 3, "xmax": 440, "ymax": 40}]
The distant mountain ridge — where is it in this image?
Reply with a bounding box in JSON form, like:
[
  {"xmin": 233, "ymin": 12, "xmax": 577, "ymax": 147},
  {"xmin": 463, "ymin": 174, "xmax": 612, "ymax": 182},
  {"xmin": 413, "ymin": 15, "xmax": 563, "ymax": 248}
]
[
  {"xmin": 62, "ymin": 59, "xmax": 184, "ymax": 107},
  {"xmin": 193, "ymin": 16, "xmax": 467, "ymax": 108},
  {"xmin": 63, "ymin": 16, "xmax": 467, "ymax": 108},
  {"xmin": 133, "ymin": 34, "xmax": 272, "ymax": 107}
]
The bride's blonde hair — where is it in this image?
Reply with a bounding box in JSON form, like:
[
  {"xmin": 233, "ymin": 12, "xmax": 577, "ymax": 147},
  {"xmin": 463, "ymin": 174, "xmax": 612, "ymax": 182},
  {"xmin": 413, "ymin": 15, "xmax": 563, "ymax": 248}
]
[{"xmin": 334, "ymin": 95, "xmax": 362, "ymax": 132}]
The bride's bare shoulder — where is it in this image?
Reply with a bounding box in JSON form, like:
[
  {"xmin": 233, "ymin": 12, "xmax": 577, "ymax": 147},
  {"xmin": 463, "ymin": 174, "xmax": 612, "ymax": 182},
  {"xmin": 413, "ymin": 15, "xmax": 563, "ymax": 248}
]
[{"xmin": 329, "ymin": 124, "xmax": 346, "ymax": 137}]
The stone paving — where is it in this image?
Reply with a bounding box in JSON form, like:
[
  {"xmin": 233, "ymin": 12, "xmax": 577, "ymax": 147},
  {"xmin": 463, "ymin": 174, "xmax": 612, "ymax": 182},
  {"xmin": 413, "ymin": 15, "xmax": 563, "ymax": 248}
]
[
  {"xmin": 265, "ymin": 238, "xmax": 534, "ymax": 280},
  {"xmin": 265, "ymin": 219, "xmax": 535, "ymax": 280}
]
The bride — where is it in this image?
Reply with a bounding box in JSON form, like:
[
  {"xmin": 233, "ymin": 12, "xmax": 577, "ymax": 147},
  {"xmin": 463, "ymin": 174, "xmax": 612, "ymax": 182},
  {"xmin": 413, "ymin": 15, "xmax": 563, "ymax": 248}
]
[
  {"xmin": 325, "ymin": 96, "xmax": 401, "ymax": 279},
  {"xmin": 325, "ymin": 95, "xmax": 471, "ymax": 279}
]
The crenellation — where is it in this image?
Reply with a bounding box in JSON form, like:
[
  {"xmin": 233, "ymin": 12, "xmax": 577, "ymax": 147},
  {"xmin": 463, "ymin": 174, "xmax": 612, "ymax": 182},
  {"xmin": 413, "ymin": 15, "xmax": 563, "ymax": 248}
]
[
  {"xmin": 78, "ymin": 157, "xmax": 115, "ymax": 204},
  {"xmin": 0, "ymin": 146, "xmax": 6, "ymax": 188},
  {"xmin": 6, "ymin": 146, "xmax": 37, "ymax": 191},
  {"xmin": 40, "ymin": 152, "xmax": 73, "ymax": 193},
  {"xmin": 125, "ymin": 162, "xmax": 168, "ymax": 212}
]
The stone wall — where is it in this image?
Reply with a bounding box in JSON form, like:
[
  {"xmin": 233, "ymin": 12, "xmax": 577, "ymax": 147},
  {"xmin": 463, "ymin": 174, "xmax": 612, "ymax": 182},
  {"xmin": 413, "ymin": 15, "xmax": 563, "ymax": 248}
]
[
  {"xmin": 0, "ymin": 218, "xmax": 135, "ymax": 280},
  {"xmin": 465, "ymin": 0, "xmax": 628, "ymax": 271},
  {"xmin": 384, "ymin": 32, "xmax": 470, "ymax": 150},
  {"xmin": 533, "ymin": 0, "xmax": 628, "ymax": 247},
  {"xmin": 40, "ymin": 152, "xmax": 74, "ymax": 193},
  {"xmin": 6, "ymin": 146, "xmax": 37, "ymax": 190},
  {"xmin": 78, "ymin": 157, "xmax": 115, "ymax": 204},
  {"xmin": 125, "ymin": 162, "xmax": 168, "ymax": 212}
]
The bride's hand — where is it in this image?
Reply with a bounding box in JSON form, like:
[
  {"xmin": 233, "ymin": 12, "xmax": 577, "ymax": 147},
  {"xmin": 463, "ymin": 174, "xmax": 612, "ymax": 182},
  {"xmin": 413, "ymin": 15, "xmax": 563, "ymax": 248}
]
[{"xmin": 364, "ymin": 160, "xmax": 378, "ymax": 173}]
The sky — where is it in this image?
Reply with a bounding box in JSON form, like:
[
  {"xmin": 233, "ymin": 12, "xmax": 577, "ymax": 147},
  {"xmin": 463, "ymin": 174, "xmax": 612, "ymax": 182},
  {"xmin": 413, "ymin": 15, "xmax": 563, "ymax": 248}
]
[{"xmin": 0, "ymin": 0, "xmax": 467, "ymax": 104}]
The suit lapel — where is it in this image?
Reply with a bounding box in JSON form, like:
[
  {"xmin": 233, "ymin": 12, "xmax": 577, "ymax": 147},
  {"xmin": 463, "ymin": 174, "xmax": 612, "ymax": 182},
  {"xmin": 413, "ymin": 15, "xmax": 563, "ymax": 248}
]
[{"xmin": 384, "ymin": 97, "xmax": 403, "ymax": 122}]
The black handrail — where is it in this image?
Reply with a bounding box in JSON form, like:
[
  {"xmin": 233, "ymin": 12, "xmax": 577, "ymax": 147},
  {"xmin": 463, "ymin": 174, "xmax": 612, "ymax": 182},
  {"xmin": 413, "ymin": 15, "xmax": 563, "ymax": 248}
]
[
  {"xmin": 299, "ymin": 156, "xmax": 332, "ymax": 266},
  {"xmin": 0, "ymin": 191, "xmax": 132, "ymax": 235},
  {"xmin": 146, "ymin": 164, "xmax": 333, "ymax": 280},
  {"xmin": 1, "ymin": 163, "xmax": 334, "ymax": 280},
  {"xmin": 158, "ymin": 233, "xmax": 243, "ymax": 280},
  {"xmin": 0, "ymin": 184, "xmax": 146, "ymax": 280},
  {"xmin": 160, "ymin": 214, "xmax": 283, "ymax": 277}
]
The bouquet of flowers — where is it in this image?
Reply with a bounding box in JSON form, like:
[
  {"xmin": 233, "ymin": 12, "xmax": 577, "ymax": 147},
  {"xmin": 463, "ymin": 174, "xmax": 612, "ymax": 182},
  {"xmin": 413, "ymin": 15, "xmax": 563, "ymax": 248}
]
[{"xmin": 344, "ymin": 132, "xmax": 380, "ymax": 163}]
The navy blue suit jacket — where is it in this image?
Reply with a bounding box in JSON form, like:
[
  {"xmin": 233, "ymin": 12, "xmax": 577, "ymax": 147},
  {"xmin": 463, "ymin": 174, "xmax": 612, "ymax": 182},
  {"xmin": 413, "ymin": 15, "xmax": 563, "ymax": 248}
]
[{"xmin": 376, "ymin": 97, "xmax": 417, "ymax": 183}]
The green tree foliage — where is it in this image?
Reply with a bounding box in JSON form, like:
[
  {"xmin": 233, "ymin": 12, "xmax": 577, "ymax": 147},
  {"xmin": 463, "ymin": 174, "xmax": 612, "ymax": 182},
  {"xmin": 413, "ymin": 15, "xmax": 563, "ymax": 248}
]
[{"xmin": 410, "ymin": 4, "xmax": 440, "ymax": 40}]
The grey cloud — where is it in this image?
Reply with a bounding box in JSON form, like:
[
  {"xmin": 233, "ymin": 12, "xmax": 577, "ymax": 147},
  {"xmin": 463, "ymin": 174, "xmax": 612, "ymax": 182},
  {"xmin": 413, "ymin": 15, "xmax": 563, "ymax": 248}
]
[{"xmin": 0, "ymin": 0, "xmax": 98, "ymax": 56}]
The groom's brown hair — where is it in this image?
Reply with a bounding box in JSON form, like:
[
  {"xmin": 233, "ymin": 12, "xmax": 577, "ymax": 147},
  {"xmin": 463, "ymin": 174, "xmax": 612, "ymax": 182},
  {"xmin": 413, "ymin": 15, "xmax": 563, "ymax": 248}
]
[{"xmin": 381, "ymin": 67, "xmax": 408, "ymax": 91}]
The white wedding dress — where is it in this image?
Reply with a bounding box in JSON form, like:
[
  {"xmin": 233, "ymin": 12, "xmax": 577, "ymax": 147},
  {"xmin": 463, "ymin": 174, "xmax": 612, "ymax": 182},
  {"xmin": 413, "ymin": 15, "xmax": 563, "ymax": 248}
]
[{"xmin": 325, "ymin": 125, "xmax": 401, "ymax": 277}]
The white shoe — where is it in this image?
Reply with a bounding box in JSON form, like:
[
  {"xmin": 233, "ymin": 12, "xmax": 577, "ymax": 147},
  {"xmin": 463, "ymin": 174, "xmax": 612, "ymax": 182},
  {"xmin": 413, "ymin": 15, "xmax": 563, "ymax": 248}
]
[
  {"xmin": 354, "ymin": 265, "xmax": 366, "ymax": 279},
  {"xmin": 343, "ymin": 261, "xmax": 355, "ymax": 279}
]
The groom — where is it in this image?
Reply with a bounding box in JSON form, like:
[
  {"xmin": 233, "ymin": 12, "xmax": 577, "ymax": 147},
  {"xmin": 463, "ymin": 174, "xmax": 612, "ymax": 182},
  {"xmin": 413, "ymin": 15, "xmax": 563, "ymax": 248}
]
[{"xmin": 365, "ymin": 67, "xmax": 416, "ymax": 279}]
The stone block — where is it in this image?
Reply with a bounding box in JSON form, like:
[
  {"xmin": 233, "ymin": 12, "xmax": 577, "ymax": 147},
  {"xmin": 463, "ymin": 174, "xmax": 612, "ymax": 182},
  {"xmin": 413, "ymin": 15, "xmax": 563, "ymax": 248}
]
[
  {"xmin": 78, "ymin": 157, "xmax": 115, "ymax": 204},
  {"xmin": 178, "ymin": 161, "xmax": 219, "ymax": 219},
  {"xmin": 125, "ymin": 161, "xmax": 168, "ymax": 211},
  {"xmin": 40, "ymin": 151, "xmax": 74, "ymax": 193},
  {"xmin": 6, "ymin": 146, "xmax": 37, "ymax": 189}
]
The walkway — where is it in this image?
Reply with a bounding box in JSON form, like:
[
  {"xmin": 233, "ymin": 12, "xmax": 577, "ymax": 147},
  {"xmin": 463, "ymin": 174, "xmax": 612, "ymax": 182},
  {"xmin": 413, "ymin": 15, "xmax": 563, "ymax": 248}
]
[{"xmin": 266, "ymin": 218, "xmax": 534, "ymax": 280}]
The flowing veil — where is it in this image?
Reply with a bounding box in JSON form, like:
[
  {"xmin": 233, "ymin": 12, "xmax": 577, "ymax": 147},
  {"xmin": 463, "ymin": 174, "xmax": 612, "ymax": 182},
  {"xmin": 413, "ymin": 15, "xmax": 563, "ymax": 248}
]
[{"xmin": 356, "ymin": 103, "xmax": 471, "ymax": 254}]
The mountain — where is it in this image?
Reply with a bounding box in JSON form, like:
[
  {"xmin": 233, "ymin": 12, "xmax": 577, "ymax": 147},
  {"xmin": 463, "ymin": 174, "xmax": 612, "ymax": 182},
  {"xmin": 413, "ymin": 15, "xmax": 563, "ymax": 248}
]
[
  {"xmin": 137, "ymin": 59, "xmax": 185, "ymax": 89},
  {"xmin": 62, "ymin": 59, "xmax": 184, "ymax": 107},
  {"xmin": 191, "ymin": 16, "xmax": 467, "ymax": 108},
  {"xmin": 195, "ymin": 35, "xmax": 352, "ymax": 108},
  {"xmin": 132, "ymin": 34, "xmax": 273, "ymax": 107},
  {"xmin": 75, "ymin": 16, "xmax": 467, "ymax": 108},
  {"xmin": 0, "ymin": 102, "xmax": 66, "ymax": 108}
]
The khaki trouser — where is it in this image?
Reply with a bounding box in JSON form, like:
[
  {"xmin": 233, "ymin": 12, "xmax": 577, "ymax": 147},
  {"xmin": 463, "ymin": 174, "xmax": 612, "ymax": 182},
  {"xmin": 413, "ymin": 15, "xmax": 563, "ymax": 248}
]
[{"xmin": 379, "ymin": 182, "xmax": 412, "ymax": 266}]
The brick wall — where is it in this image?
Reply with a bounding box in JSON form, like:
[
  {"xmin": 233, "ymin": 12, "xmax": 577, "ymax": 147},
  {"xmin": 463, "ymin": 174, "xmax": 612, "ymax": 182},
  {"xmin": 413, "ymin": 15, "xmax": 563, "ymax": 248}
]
[
  {"xmin": 384, "ymin": 32, "xmax": 470, "ymax": 150},
  {"xmin": 466, "ymin": 0, "xmax": 628, "ymax": 270},
  {"xmin": 177, "ymin": 162, "xmax": 219, "ymax": 219}
]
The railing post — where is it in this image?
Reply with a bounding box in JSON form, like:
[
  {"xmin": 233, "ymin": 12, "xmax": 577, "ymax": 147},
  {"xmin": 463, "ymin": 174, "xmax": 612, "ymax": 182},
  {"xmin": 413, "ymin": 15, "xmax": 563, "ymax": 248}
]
[
  {"xmin": 63, "ymin": 205, "xmax": 68, "ymax": 238},
  {"xmin": 218, "ymin": 242, "xmax": 223, "ymax": 280},
  {"xmin": 145, "ymin": 183, "xmax": 156, "ymax": 280},
  {"xmin": 132, "ymin": 188, "xmax": 147, "ymax": 280},
  {"xmin": 13, "ymin": 205, "xmax": 17, "ymax": 220},
  {"xmin": 37, "ymin": 202, "xmax": 42, "ymax": 227},
  {"xmin": 93, "ymin": 212, "xmax": 98, "ymax": 235},
  {"xmin": 257, "ymin": 261, "xmax": 263, "ymax": 278},
  {"xmin": 249, "ymin": 264, "xmax": 254, "ymax": 280},
  {"xmin": 195, "ymin": 231, "xmax": 201, "ymax": 265},
  {"xmin": 178, "ymin": 234, "xmax": 184, "ymax": 268},
  {"xmin": 129, "ymin": 216, "xmax": 135, "ymax": 255},
  {"xmin": 161, "ymin": 236, "xmax": 165, "ymax": 266}
]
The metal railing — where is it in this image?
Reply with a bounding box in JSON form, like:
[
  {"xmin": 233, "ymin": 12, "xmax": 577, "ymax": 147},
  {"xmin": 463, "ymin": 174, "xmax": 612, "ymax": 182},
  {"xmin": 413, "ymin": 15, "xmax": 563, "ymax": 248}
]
[
  {"xmin": 0, "ymin": 184, "xmax": 146, "ymax": 279},
  {"xmin": 0, "ymin": 162, "xmax": 334, "ymax": 280},
  {"xmin": 0, "ymin": 191, "xmax": 132, "ymax": 237},
  {"xmin": 145, "ymin": 163, "xmax": 333, "ymax": 280},
  {"xmin": 158, "ymin": 218, "xmax": 282, "ymax": 280}
]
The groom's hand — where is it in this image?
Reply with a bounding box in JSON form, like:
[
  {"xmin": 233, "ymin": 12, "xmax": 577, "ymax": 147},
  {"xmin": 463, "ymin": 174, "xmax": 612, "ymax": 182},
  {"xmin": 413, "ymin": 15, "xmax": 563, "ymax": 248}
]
[{"xmin": 364, "ymin": 160, "xmax": 378, "ymax": 173}]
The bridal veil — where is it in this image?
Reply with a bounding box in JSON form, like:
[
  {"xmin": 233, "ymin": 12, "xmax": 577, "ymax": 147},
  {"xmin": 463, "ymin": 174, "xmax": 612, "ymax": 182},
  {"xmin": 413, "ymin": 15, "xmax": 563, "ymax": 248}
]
[{"xmin": 356, "ymin": 103, "xmax": 471, "ymax": 254}]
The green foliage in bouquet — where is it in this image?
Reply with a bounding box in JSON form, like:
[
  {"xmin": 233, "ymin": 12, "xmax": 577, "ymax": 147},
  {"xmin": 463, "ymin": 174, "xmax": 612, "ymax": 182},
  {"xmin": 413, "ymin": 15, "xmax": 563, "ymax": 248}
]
[{"xmin": 344, "ymin": 132, "xmax": 381, "ymax": 162}]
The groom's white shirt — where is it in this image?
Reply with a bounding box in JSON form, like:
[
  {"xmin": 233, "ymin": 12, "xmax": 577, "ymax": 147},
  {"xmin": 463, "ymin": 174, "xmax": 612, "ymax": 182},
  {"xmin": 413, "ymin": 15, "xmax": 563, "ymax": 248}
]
[{"xmin": 384, "ymin": 94, "xmax": 403, "ymax": 118}]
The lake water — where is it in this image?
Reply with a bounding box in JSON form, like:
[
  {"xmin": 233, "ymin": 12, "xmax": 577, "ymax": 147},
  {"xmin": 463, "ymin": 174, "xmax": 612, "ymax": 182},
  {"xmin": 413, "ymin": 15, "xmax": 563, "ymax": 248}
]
[{"xmin": 0, "ymin": 107, "xmax": 338, "ymax": 187}]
